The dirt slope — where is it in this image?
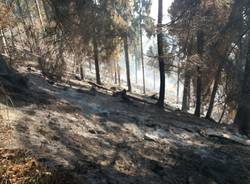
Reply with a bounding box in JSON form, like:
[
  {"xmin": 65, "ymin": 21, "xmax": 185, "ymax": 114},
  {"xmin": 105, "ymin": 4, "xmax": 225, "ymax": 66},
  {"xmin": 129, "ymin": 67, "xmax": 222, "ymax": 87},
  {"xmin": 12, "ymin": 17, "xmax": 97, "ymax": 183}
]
[{"xmin": 0, "ymin": 67, "xmax": 250, "ymax": 184}]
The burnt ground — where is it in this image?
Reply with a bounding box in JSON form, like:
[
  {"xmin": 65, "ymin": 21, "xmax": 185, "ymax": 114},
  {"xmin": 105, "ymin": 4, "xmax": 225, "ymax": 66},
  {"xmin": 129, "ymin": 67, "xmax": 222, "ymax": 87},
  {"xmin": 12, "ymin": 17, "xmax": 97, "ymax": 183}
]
[{"xmin": 1, "ymin": 67, "xmax": 250, "ymax": 184}]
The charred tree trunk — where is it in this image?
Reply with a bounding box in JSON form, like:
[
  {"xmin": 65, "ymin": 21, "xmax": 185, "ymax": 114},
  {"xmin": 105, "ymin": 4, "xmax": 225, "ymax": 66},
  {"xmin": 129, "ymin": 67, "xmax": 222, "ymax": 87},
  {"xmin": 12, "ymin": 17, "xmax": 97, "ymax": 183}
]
[
  {"xmin": 89, "ymin": 60, "xmax": 92, "ymax": 71},
  {"xmin": 157, "ymin": 0, "xmax": 165, "ymax": 107},
  {"xmin": 117, "ymin": 62, "xmax": 121, "ymax": 87},
  {"xmin": 194, "ymin": 30, "xmax": 204, "ymax": 117},
  {"xmin": 9, "ymin": 27, "xmax": 15, "ymax": 49},
  {"xmin": 219, "ymin": 103, "xmax": 227, "ymax": 124},
  {"xmin": 23, "ymin": 0, "xmax": 39, "ymax": 51},
  {"xmin": 80, "ymin": 64, "xmax": 84, "ymax": 80},
  {"xmin": 16, "ymin": 0, "xmax": 33, "ymax": 52},
  {"xmin": 124, "ymin": 35, "xmax": 132, "ymax": 92},
  {"xmin": 93, "ymin": 37, "xmax": 101, "ymax": 85},
  {"xmin": 135, "ymin": 55, "xmax": 138, "ymax": 84},
  {"xmin": 234, "ymin": 22, "xmax": 250, "ymax": 135},
  {"xmin": 139, "ymin": 10, "xmax": 146, "ymax": 94},
  {"xmin": 177, "ymin": 61, "xmax": 180, "ymax": 105},
  {"xmin": 1, "ymin": 29, "xmax": 9, "ymax": 56},
  {"xmin": 195, "ymin": 66, "xmax": 202, "ymax": 117},
  {"xmin": 182, "ymin": 68, "xmax": 191, "ymax": 112},
  {"xmin": 153, "ymin": 67, "xmax": 156, "ymax": 90},
  {"xmin": 206, "ymin": 63, "xmax": 223, "ymax": 119},
  {"xmin": 182, "ymin": 38, "xmax": 193, "ymax": 112},
  {"xmin": 114, "ymin": 61, "xmax": 118, "ymax": 85}
]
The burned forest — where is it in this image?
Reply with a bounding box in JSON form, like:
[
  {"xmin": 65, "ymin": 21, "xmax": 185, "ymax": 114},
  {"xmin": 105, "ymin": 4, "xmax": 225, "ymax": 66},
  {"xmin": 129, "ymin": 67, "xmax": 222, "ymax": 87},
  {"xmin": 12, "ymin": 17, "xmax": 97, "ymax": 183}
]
[{"xmin": 0, "ymin": 0, "xmax": 250, "ymax": 184}]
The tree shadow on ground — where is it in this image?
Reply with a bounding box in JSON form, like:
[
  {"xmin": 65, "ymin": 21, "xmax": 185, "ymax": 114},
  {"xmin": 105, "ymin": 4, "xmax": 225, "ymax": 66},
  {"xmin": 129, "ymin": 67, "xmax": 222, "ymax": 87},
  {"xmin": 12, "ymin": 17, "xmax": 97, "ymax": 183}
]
[
  {"xmin": 15, "ymin": 104, "xmax": 250, "ymax": 184},
  {"xmin": 9, "ymin": 71, "xmax": 250, "ymax": 184}
]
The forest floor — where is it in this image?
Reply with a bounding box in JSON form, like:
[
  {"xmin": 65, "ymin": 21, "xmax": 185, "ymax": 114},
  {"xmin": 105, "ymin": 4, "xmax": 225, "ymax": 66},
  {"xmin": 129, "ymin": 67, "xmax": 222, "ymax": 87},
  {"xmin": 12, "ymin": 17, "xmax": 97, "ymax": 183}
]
[{"xmin": 1, "ymin": 65, "xmax": 250, "ymax": 184}]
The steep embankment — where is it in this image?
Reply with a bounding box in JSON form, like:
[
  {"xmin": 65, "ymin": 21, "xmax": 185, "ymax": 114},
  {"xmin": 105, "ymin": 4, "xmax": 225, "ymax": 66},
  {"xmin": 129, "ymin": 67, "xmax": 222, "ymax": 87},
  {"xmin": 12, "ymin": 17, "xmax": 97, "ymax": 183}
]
[{"xmin": 0, "ymin": 65, "xmax": 250, "ymax": 184}]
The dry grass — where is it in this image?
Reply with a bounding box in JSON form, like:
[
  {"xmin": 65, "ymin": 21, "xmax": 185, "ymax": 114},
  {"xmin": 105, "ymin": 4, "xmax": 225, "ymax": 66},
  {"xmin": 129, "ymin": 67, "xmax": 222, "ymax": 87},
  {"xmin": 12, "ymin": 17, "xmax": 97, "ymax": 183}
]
[
  {"xmin": 0, "ymin": 149, "xmax": 53, "ymax": 184},
  {"xmin": 0, "ymin": 149, "xmax": 82, "ymax": 184}
]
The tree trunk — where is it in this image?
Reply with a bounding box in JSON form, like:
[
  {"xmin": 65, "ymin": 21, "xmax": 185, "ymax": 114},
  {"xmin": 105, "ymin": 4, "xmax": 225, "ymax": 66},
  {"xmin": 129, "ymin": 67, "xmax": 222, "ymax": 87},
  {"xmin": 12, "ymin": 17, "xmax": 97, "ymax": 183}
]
[
  {"xmin": 182, "ymin": 67, "xmax": 191, "ymax": 112},
  {"xmin": 219, "ymin": 103, "xmax": 227, "ymax": 124},
  {"xmin": 1, "ymin": 29, "xmax": 9, "ymax": 56},
  {"xmin": 234, "ymin": 23, "xmax": 250, "ymax": 135},
  {"xmin": 16, "ymin": 25, "xmax": 25, "ymax": 48},
  {"xmin": 124, "ymin": 35, "xmax": 132, "ymax": 92},
  {"xmin": 9, "ymin": 27, "xmax": 15, "ymax": 49},
  {"xmin": 139, "ymin": 11, "xmax": 146, "ymax": 94},
  {"xmin": 194, "ymin": 30, "xmax": 204, "ymax": 117},
  {"xmin": 41, "ymin": 0, "xmax": 50, "ymax": 21},
  {"xmin": 177, "ymin": 61, "xmax": 180, "ymax": 105},
  {"xmin": 88, "ymin": 60, "xmax": 92, "ymax": 71},
  {"xmin": 114, "ymin": 61, "xmax": 117, "ymax": 84},
  {"xmin": 80, "ymin": 64, "xmax": 84, "ymax": 80},
  {"xmin": 24, "ymin": 0, "xmax": 34, "ymax": 26},
  {"xmin": 93, "ymin": 38, "xmax": 101, "ymax": 85},
  {"xmin": 135, "ymin": 56, "xmax": 138, "ymax": 84},
  {"xmin": 157, "ymin": 0, "xmax": 165, "ymax": 107},
  {"xmin": 16, "ymin": 0, "xmax": 33, "ymax": 52},
  {"xmin": 23, "ymin": 0, "xmax": 35, "ymax": 48},
  {"xmin": 206, "ymin": 63, "xmax": 223, "ymax": 119},
  {"xmin": 153, "ymin": 67, "xmax": 156, "ymax": 90},
  {"xmin": 117, "ymin": 62, "xmax": 121, "ymax": 86},
  {"xmin": 195, "ymin": 66, "xmax": 202, "ymax": 117},
  {"xmin": 182, "ymin": 37, "xmax": 193, "ymax": 112}
]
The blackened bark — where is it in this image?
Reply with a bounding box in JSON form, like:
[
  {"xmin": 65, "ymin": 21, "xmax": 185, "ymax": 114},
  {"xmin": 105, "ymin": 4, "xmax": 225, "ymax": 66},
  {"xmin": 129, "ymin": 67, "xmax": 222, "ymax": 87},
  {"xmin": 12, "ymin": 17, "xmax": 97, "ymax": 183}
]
[
  {"xmin": 80, "ymin": 64, "xmax": 84, "ymax": 80},
  {"xmin": 93, "ymin": 38, "xmax": 101, "ymax": 85},
  {"xmin": 117, "ymin": 62, "xmax": 121, "ymax": 86},
  {"xmin": 157, "ymin": 0, "xmax": 165, "ymax": 107},
  {"xmin": 177, "ymin": 61, "xmax": 180, "ymax": 104},
  {"xmin": 234, "ymin": 29, "xmax": 250, "ymax": 134},
  {"xmin": 194, "ymin": 30, "xmax": 204, "ymax": 117},
  {"xmin": 139, "ymin": 11, "xmax": 146, "ymax": 94},
  {"xmin": 206, "ymin": 63, "xmax": 223, "ymax": 119},
  {"xmin": 182, "ymin": 69, "xmax": 191, "ymax": 112},
  {"xmin": 124, "ymin": 35, "xmax": 131, "ymax": 92},
  {"xmin": 182, "ymin": 37, "xmax": 193, "ymax": 112},
  {"xmin": 114, "ymin": 62, "xmax": 117, "ymax": 84},
  {"xmin": 219, "ymin": 103, "xmax": 227, "ymax": 124},
  {"xmin": 195, "ymin": 66, "xmax": 202, "ymax": 117}
]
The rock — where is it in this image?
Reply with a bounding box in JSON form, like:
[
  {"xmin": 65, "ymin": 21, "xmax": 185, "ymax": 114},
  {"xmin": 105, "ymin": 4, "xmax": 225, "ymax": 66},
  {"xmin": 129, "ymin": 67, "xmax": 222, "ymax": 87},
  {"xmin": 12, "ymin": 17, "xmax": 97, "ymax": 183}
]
[
  {"xmin": 88, "ymin": 129, "xmax": 96, "ymax": 134},
  {"xmin": 74, "ymin": 75, "xmax": 81, "ymax": 81},
  {"xmin": 47, "ymin": 80, "xmax": 55, "ymax": 85}
]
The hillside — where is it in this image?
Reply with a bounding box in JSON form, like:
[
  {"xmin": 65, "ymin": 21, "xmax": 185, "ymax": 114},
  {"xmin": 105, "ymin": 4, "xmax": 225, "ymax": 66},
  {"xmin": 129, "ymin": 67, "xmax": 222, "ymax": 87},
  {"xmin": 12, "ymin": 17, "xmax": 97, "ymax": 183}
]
[{"xmin": 0, "ymin": 64, "xmax": 250, "ymax": 184}]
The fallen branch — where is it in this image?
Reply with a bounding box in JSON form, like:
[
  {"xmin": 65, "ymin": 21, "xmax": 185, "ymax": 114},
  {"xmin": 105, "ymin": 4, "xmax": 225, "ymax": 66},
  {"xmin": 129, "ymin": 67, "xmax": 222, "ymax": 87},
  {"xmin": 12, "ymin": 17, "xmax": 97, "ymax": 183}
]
[
  {"xmin": 201, "ymin": 128, "xmax": 250, "ymax": 146},
  {"xmin": 87, "ymin": 81, "xmax": 158, "ymax": 106},
  {"xmin": 87, "ymin": 81, "xmax": 110, "ymax": 92}
]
